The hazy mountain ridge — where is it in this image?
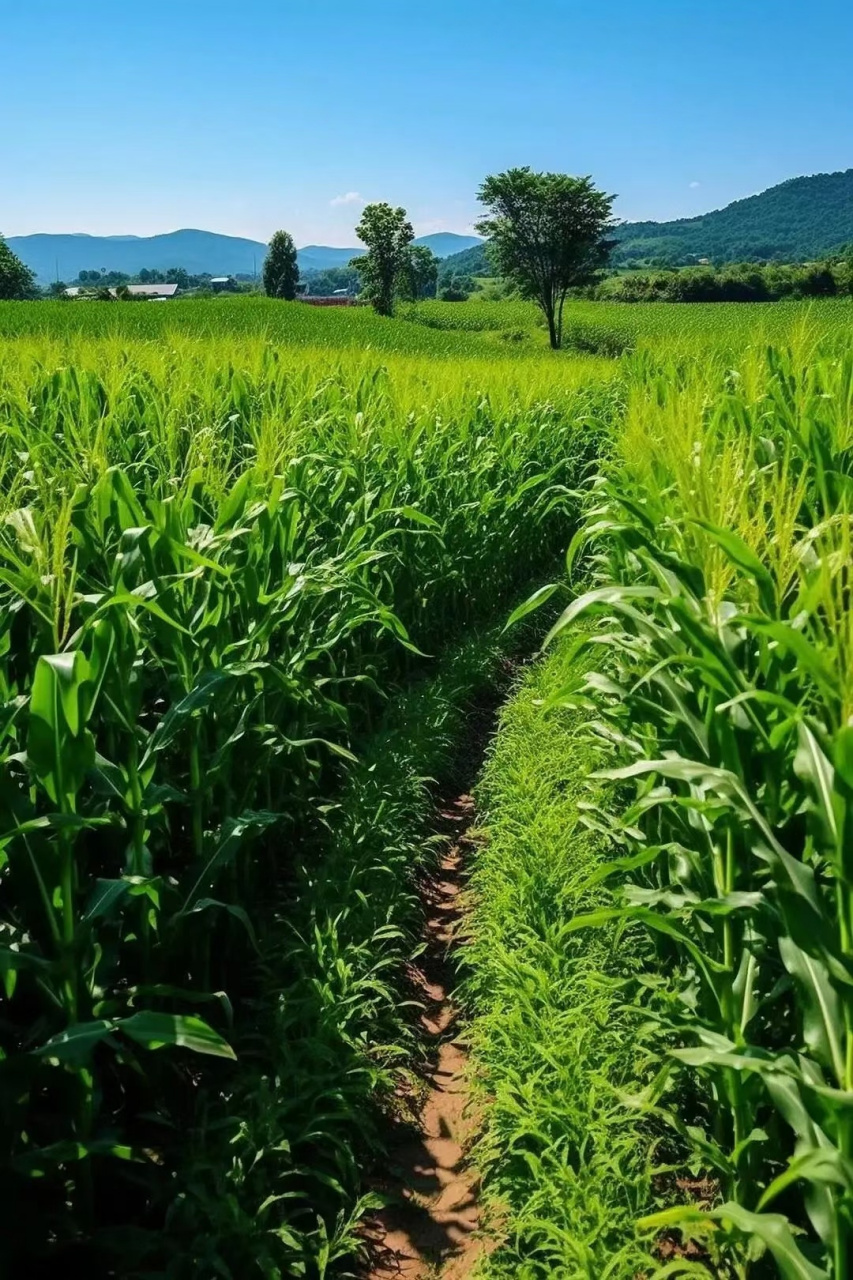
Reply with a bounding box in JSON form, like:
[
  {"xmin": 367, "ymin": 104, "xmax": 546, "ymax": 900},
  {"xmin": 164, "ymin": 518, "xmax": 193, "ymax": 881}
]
[
  {"xmin": 12, "ymin": 169, "xmax": 850, "ymax": 282},
  {"xmin": 9, "ymin": 229, "xmax": 483, "ymax": 283}
]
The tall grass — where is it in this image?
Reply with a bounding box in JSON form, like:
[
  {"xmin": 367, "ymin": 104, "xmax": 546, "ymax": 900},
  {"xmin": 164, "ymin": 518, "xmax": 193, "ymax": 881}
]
[
  {"xmin": 465, "ymin": 637, "xmax": 660, "ymax": 1279},
  {"xmin": 1, "ymin": 293, "xmax": 849, "ymax": 361},
  {"xmin": 3, "ymin": 293, "xmax": 850, "ymax": 1274},
  {"xmin": 0, "ymin": 334, "xmax": 611, "ymax": 1271},
  {"xmin": 521, "ymin": 337, "xmax": 853, "ymax": 1276}
]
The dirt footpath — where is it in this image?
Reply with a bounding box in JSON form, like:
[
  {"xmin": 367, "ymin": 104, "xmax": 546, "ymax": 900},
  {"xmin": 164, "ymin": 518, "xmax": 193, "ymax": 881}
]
[{"xmin": 364, "ymin": 792, "xmax": 486, "ymax": 1280}]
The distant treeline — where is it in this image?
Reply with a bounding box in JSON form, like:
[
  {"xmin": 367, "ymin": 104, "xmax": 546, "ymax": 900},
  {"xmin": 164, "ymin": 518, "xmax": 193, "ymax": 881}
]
[
  {"xmin": 599, "ymin": 258, "xmax": 853, "ymax": 302},
  {"xmin": 299, "ymin": 266, "xmax": 359, "ymax": 296},
  {"xmin": 299, "ymin": 260, "xmax": 482, "ymax": 302},
  {"xmin": 67, "ymin": 267, "xmax": 254, "ymax": 291}
]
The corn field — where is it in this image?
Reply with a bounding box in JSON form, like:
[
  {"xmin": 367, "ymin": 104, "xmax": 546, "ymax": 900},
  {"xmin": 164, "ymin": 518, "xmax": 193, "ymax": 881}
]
[
  {"xmin": 2, "ymin": 295, "xmax": 853, "ymax": 1277},
  {"xmin": 523, "ymin": 332, "xmax": 853, "ymax": 1276},
  {"xmin": 0, "ymin": 318, "xmax": 615, "ymax": 1273}
]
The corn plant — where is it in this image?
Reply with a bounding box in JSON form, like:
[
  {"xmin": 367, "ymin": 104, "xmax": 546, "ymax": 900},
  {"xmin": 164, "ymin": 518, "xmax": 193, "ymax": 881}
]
[
  {"xmin": 515, "ymin": 343, "xmax": 853, "ymax": 1276},
  {"xmin": 0, "ymin": 328, "xmax": 609, "ymax": 1270}
]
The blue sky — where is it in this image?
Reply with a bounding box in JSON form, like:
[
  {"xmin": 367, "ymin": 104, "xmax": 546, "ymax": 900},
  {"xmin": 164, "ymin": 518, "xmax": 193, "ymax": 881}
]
[{"xmin": 4, "ymin": 0, "xmax": 852, "ymax": 245}]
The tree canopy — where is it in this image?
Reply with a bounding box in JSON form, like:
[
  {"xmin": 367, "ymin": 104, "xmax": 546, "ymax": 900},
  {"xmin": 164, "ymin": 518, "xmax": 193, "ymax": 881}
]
[
  {"xmin": 263, "ymin": 230, "xmax": 299, "ymax": 300},
  {"xmin": 351, "ymin": 203, "xmax": 414, "ymax": 316},
  {"xmin": 398, "ymin": 245, "xmax": 439, "ymax": 301},
  {"xmin": 300, "ymin": 265, "xmax": 359, "ymax": 297},
  {"xmin": 476, "ymin": 168, "xmax": 614, "ymax": 349},
  {"xmin": 0, "ymin": 237, "xmax": 36, "ymax": 300},
  {"xmin": 600, "ymin": 258, "xmax": 852, "ymax": 302}
]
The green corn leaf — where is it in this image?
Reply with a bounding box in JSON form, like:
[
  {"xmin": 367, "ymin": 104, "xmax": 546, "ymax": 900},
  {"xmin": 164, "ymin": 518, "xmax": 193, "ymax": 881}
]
[
  {"xmin": 27, "ymin": 651, "xmax": 96, "ymax": 805},
  {"xmin": 188, "ymin": 898, "xmax": 259, "ymax": 949},
  {"xmin": 145, "ymin": 670, "xmax": 236, "ymax": 758},
  {"xmin": 794, "ymin": 722, "xmax": 839, "ymax": 844},
  {"xmin": 736, "ymin": 616, "xmax": 840, "ymax": 703},
  {"xmin": 542, "ymin": 584, "xmax": 661, "ymax": 648},
  {"xmin": 835, "ymin": 727, "xmax": 853, "ymax": 792},
  {"xmin": 119, "ymin": 1012, "xmax": 236, "ymax": 1060},
  {"xmin": 14, "ymin": 1139, "xmax": 137, "ymax": 1176},
  {"xmin": 503, "ymin": 582, "xmax": 559, "ymax": 631},
  {"xmin": 281, "ymin": 735, "xmax": 358, "ymax": 763},
  {"xmin": 0, "ymin": 945, "xmax": 52, "ymax": 974},
  {"xmin": 711, "ymin": 1203, "xmax": 828, "ymax": 1280},
  {"xmin": 637, "ymin": 1204, "xmax": 715, "ymax": 1234},
  {"xmin": 399, "ymin": 504, "xmax": 441, "ymax": 529},
  {"xmin": 758, "ymin": 1146, "xmax": 853, "ymax": 1211},
  {"xmin": 181, "ymin": 810, "xmax": 280, "ymax": 912},
  {"xmin": 82, "ymin": 878, "xmax": 131, "ymax": 922},
  {"xmin": 777, "ymin": 937, "xmax": 845, "ymax": 1084},
  {"xmin": 35, "ymin": 1020, "xmax": 115, "ymax": 1062}
]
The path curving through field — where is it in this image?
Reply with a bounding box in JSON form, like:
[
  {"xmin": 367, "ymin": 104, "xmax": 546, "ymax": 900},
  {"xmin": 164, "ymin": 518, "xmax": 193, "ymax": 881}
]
[{"xmin": 364, "ymin": 792, "xmax": 485, "ymax": 1280}]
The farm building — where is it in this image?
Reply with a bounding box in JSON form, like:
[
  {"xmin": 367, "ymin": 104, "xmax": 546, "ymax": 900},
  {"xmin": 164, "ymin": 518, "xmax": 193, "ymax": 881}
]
[
  {"xmin": 124, "ymin": 283, "xmax": 179, "ymax": 298},
  {"xmin": 63, "ymin": 282, "xmax": 180, "ymax": 299}
]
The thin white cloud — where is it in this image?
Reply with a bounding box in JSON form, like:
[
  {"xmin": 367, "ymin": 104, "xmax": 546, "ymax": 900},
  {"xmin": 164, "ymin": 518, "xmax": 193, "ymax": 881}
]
[
  {"xmin": 689, "ymin": 181, "xmax": 701, "ymax": 189},
  {"xmin": 330, "ymin": 191, "xmax": 364, "ymax": 207}
]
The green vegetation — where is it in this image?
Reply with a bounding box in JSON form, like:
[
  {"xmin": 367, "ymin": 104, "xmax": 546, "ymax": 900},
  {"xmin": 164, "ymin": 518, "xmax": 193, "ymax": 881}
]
[
  {"xmin": 2, "ymin": 291, "xmax": 852, "ymax": 365},
  {"xmin": 466, "ymin": 639, "xmax": 659, "ymax": 1278},
  {"xmin": 504, "ymin": 330, "xmax": 853, "ymax": 1276},
  {"xmin": 351, "ymin": 202, "xmax": 415, "ymax": 315},
  {"xmin": 1, "ymin": 281, "xmax": 853, "ymax": 1276},
  {"xmin": 600, "ymin": 257, "xmax": 851, "ymax": 302},
  {"xmin": 438, "ymin": 241, "xmax": 493, "ymax": 283},
  {"xmin": 0, "ymin": 235, "xmax": 37, "ymax": 300},
  {"xmin": 398, "ymin": 243, "xmax": 440, "ymax": 300},
  {"xmin": 0, "ymin": 302, "xmax": 611, "ymax": 1274},
  {"xmin": 476, "ymin": 168, "xmax": 614, "ymax": 348},
  {"xmin": 613, "ymin": 167, "xmax": 853, "ymax": 266},
  {"xmin": 300, "ymin": 264, "xmax": 360, "ymax": 296},
  {"xmin": 262, "ymin": 228, "xmax": 299, "ymax": 299}
]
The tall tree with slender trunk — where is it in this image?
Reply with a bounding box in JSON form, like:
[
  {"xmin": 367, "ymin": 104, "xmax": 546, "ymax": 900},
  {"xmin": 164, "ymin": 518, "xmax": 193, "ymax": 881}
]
[
  {"xmin": 263, "ymin": 230, "xmax": 299, "ymax": 300},
  {"xmin": 476, "ymin": 169, "xmax": 614, "ymax": 349},
  {"xmin": 351, "ymin": 203, "xmax": 414, "ymax": 316}
]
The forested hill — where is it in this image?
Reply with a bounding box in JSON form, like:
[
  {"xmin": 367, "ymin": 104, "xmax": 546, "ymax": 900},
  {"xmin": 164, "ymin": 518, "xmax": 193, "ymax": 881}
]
[
  {"xmin": 613, "ymin": 169, "xmax": 853, "ymax": 265},
  {"xmin": 438, "ymin": 242, "xmax": 492, "ymax": 278}
]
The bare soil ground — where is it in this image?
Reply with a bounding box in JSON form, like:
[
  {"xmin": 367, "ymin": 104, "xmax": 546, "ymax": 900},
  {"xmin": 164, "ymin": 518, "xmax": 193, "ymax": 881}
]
[{"xmin": 362, "ymin": 790, "xmax": 488, "ymax": 1280}]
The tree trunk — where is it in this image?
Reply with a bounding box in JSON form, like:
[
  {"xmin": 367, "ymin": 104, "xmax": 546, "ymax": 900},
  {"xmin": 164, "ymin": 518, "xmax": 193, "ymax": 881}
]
[
  {"xmin": 556, "ymin": 292, "xmax": 567, "ymax": 349},
  {"xmin": 544, "ymin": 302, "xmax": 559, "ymax": 349}
]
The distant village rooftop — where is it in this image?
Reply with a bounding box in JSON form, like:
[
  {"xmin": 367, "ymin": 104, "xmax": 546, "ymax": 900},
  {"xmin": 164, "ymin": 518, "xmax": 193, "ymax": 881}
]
[
  {"xmin": 63, "ymin": 282, "xmax": 180, "ymax": 299},
  {"xmin": 124, "ymin": 283, "xmax": 179, "ymax": 297}
]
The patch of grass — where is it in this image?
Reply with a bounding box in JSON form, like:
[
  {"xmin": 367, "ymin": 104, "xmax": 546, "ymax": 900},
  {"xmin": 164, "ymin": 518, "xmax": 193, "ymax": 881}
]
[{"xmin": 464, "ymin": 639, "xmax": 661, "ymax": 1279}]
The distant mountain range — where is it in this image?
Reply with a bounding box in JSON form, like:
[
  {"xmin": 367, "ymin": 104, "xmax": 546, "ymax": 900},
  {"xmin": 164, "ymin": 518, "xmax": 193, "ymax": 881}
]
[
  {"xmin": 9, "ymin": 229, "xmax": 484, "ymax": 283},
  {"xmin": 612, "ymin": 169, "xmax": 853, "ymax": 265},
  {"xmin": 12, "ymin": 169, "xmax": 850, "ymax": 284},
  {"xmin": 439, "ymin": 170, "xmax": 853, "ymax": 276}
]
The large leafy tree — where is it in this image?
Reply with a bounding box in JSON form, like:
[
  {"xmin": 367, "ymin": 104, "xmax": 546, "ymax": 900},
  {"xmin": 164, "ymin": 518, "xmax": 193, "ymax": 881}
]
[
  {"xmin": 263, "ymin": 230, "xmax": 299, "ymax": 300},
  {"xmin": 476, "ymin": 168, "xmax": 614, "ymax": 349},
  {"xmin": 397, "ymin": 244, "xmax": 439, "ymax": 301},
  {"xmin": 351, "ymin": 203, "xmax": 414, "ymax": 316},
  {"xmin": 0, "ymin": 237, "xmax": 36, "ymax": 300}
]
